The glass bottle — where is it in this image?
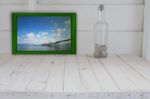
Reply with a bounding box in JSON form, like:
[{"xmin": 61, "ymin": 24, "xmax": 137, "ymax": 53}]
[{"xmin": 94, "ymin": 4, "xmax": 108, "ymax": 58}]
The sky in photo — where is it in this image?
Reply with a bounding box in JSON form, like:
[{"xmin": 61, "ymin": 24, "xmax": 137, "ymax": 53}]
[{"xmin": 17, "ymin": 16, "xmax": 71, "ymax": 45}]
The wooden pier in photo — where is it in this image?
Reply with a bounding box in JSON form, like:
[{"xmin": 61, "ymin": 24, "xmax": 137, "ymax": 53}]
[{"xmin": 42, "ymin": 39, "xmax": 71, "ymax": 47}]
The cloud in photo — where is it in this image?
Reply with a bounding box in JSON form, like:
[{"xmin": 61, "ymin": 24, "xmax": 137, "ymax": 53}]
[
  {"xmin": 18, "ymin": 32, "xmax": 51, "ymax": 45},
  {"xmin": 18, "ymin": 27, "xmax": 69, "ymax": 45},
  {"xmin": 17, "ymin": 16, "xmax": 71, "ymax": 45}
]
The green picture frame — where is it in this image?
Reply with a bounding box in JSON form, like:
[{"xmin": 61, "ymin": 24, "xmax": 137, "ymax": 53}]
[{"xmin": 12, "ymin": 13, "xmax": 76, "ymax": 54}]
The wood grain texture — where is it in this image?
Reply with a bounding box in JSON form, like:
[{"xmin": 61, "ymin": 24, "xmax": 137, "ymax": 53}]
[
  {"xmin": 0, "ymin": 55, "xmax": 27, "ymax": 90},
  {"xmin": 64, "ymin": 55, "xmax": 82, "ymax": 92},
  {"xmin": 37, "ymin": 5, "xmax": 144, "ymax": 32},
  {"xmin": 0, "ymin": 0, "xmax": 144, "ymax": 5},
  {"xmin": 0, "ymin": 92, "xmax": 148, "ymax": 99},
  {"xmin": 77, "ymin": 55, "xmax": 100, "ymax": 91},
  {"xmin": 0, "ymin": 54, "xmax": 150, "ymax": 98},
  {"xmin": 0, "ymin": 54, "xmax": 150, "ymax": 92},
  {"xmin": 0, "ymin": 0, "xmax": 27, "ymax": 4},
  {"xmin": 25, "ymin": 56, "xmax": 54, "ymax": 91},
  {"xmin": 143, "ymin": 0, "xmax": 150, "ymax": 62},
  {"xmin": 119, "ymin": 55, "xmax": 150, "ymax": 84},
  {"xmin": 0, "ymin": 5, "xmax": 28, "ymax": 30},
  {"xmin": 0, "ymin": 31, "xmax": 143, "ymax": 56},
  {"xmin": 45, "ymin": 56, "xmax": 65, "ymax": 92},
  {"xmin": 0, "ymin": 54, "xmax": 12, "ymax": 65},
  {"xmin": 4, "ymin": 56, "xmax": 44, "ymax": 91},
  {"xmin": 0, "ymin": 5, "xmax": 144, "ymax": 32},
  {"xmin": 100, "ymin": 54, "xmax": 150, "ymax": 91},
  {"xmin": 87, "ymin": 56, "xmax": 119, "ymax": 91},
  {"xmin": 38, "ymin": 0, "xmax": 144, "ymax": 5},
  {"xmin": 77, "ymin": 31, "xmax": 142, "ymax": 56}
]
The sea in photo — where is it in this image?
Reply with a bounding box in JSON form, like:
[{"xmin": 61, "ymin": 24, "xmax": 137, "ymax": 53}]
[{"xmin": 17, "ymin": 16, "xmax": 71, "ymax": 51}]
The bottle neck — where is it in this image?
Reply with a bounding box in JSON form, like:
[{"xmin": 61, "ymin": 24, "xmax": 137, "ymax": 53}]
[{"xmin": 98, "ymin": 9, "xmax": 105, "ymax": 22}]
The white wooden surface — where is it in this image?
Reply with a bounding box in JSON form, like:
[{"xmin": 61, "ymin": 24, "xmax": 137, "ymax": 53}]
[
  {"xmin": 25, "ymin": 56, "xmax": 54, "ymax": 91},
  {"xmin": 0, "ymin": 54, "xmax": 150, "ymax": 98},
  {"xmin": 0, "ymin": 0, "xmax": 144, "ymax": 5},
  {"xmin": 119, "ymin": 55, "xmax": 150, "ymax": 84},
  {"xmin": 38, "ymin": 0, "xmax": 144, "ymax": 5},
  {"xmin": 46, "ymin": 56, "xmax": 65, "ymax": 92},
  {"xmin": 64, "ymin": 55, "xmax": 82, "ymax": 92},
  {"xmin": 0, "ymin": 92, "xmax": 149, "ymax": 99},
  {"xmin": 0, "ymin": 0, "xmax": 144, "ymax": 56},
  {"xmin": 143, "ymin": 0, "xmax": 150, "ymax": 61}
]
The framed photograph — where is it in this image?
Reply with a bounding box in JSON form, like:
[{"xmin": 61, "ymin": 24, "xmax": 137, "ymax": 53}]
[{"xmin": 12, "ymin": 13, "xmax": 76, "ymax": 54}]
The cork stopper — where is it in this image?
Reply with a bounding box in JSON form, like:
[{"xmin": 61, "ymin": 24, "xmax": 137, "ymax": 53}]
[{"xmin": 98, "ymin": 4, "xmax": 104, "ymax": 11}]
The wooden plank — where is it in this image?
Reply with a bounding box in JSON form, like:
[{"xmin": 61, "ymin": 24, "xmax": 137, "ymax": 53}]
[
  {"xmin": 0, "ymin": 92, "xmax": 147, "ymax": 99},
  {"xmin": 0, "ymin": 53, "xmax": 12, "ymax": 58},
  {"xmin": 0, "ymin": 56, "xmax": 26, "ymax": 75},
  {"xmin": 0, "ymin": 0, "xmax": 27, "ymax": 4},
  {"xmin": 28, "ymin": 0, "xmax": 37, "ymax": 11},
  {"xmin": 87, "ymin": 56, "xmax": 119, "ymax": 91},
  {"xmin": 143, "ymin": 0, "xmax": 150, "ymax": 62},
  {"xmin": 0, "ymin": 31, "xmax": 11, "ymax": 53},
  {"xmin": 0, "ymin": 5, "xmax": 144, "ymax": 32},
  {"xmin": 100, "ymin": 55, "xmax": 138, "ymax": 91},
  {"xmin": 78, "ymin": 31, "xmax": 142, "ymax": 56},
  {"xmin": 108, "ymin": 32, "xmax": 142, "ymax": 56},
  {"xmin": 25, "ymin": 56, "xmax": 54, "ymax": 91},
  {"xmin": 101, "ymin": 55, "xmax": 150, "ymax": 91},
  {"xmin": 0, "ymin": 5, "xmax": 28, "ymax": 30},
  {"xmin": 45, "ymin": 55, "xmax": 65, "ymax": 92},
  {"xmin": 38, "ymin": 0, "xmax": 144, "ymax": 5},
  {"xmin": 76, "ymin": 55, "xmax": 100, "ymax": 92},
  {"xmin": 4, "ymin": 56, "xmax": 43, "ymax": 91},
  {"xmin": 119, "ymin": 55, "xmax": 150, "ymax": 85},
  {"xmin": 142, "ymin": 92, "xmax": 150, "ymax": 99},
  {"xmin": 0, "ymin": 31, "xmax": 143, "ymax": 56},
  {"xmin": 64, "ymin": 55, "xmax": 82, "ymax": 92},
  {"xmin": 0, "ymin": 55, "xmax": 27, "ymax": 91},
  {"xmin": 0, "ymin": 56, "xmax": 29, "ymax": 91},
  {"xmin": 120, "ymin": 92, "xmax": 141, "ymax": 99},
  {"xmin": 0, "ymin": 0, "xmax": 144, "ymax": 5},
  {"xmin": 37, "ymin": 5, "xmax": 144, "ymax": 32},
  {"xmin": 0, "ymin": 54, "xmax": 12, "ymax": 65}
]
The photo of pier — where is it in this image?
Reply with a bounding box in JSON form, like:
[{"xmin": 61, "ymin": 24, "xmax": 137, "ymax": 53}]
[{"xmin": 17, "ymin": 16, "xmax": 71, "ymax": 51}]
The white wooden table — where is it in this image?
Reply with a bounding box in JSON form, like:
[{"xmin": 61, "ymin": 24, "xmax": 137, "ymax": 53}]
[{"xmin": 0, "ymin": 54, "xmax": 150, "ymax": 99}]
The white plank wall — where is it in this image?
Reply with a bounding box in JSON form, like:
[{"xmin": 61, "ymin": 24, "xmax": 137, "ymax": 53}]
[
  {"xmin": 38, "ymin": 0, "xmax": 144, "ymax": 5},
  {"xmin": 0, "ymin": 31, "xmax": 142, "ymax": 55},
  {"xmin": 28, "ymin": 0, "xmax": 37, "ymax": 11},
  {"xmin": 0, "ymin": 0, "xmax": 144, "ymax": 56},
  {"xmin": 143, "ymin": 0, "xmax": 150, "ymax": 61},
  {"xmin": 0, "ymin": 0, "xmax": 144, "ymax": 5},
  {"xmin": 0, "ymin": 0, "xmax": 27, "ymax": 4},
  {"xmin": 36, "ymin": 5, "xmax": 144, "ymax": 32}
]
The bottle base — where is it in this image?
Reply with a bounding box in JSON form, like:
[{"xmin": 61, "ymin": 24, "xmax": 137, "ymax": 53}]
[
  {"xmin": 94, "ymin": 53, "xmax": 108, "ymax": 58},
  {"xmin": 94, "ymin": 44, "xmax": 108, "ymax": 58}
]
